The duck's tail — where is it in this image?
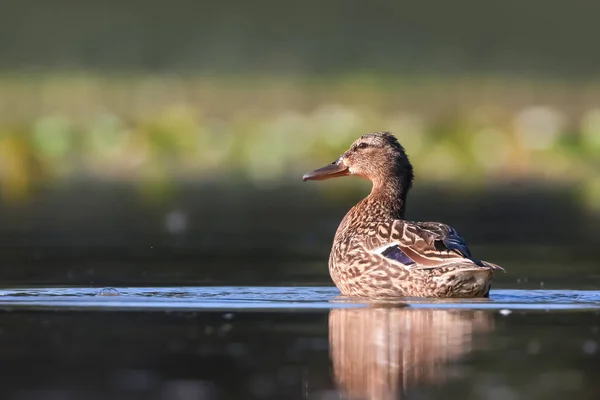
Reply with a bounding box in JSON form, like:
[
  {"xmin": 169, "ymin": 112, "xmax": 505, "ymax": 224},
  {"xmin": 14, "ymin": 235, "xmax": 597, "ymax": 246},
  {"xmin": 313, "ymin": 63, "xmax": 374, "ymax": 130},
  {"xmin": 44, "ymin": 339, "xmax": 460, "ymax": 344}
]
[{"xmin": 480, "ymin": 260, "xmax": 506, "ymax": 273}]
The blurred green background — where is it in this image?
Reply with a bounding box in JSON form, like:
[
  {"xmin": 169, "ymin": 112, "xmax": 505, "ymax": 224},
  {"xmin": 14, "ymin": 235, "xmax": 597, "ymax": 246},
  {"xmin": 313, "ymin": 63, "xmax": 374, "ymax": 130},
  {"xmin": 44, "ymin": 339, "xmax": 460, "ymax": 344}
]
[{"xmin": 0, "ymin": 0, "xmax": 599, "ymax": 287}]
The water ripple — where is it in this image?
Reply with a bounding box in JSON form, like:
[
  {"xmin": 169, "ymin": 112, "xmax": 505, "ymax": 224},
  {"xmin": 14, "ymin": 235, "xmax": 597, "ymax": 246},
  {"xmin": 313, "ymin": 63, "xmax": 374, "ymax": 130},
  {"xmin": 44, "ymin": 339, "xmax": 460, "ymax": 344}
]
[{"xmin": 0, "ymin": 287, "xmax": 598, "ymax": 311}]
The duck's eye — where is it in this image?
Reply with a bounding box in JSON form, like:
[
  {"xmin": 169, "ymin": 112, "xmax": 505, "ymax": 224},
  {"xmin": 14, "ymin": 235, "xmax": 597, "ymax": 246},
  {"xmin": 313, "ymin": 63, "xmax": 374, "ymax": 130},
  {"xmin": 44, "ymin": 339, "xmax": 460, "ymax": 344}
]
[{"xmin": 357, "ymin": 142, "xmax": 369, "ymax": 149}]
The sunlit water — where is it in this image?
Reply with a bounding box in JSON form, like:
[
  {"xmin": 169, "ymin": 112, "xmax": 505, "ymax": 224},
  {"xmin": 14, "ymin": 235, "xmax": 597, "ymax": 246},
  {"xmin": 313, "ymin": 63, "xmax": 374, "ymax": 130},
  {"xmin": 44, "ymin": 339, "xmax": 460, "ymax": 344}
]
[{"xmin": 0, "ymin": 286, "xmax": 599, "ymax": 311}]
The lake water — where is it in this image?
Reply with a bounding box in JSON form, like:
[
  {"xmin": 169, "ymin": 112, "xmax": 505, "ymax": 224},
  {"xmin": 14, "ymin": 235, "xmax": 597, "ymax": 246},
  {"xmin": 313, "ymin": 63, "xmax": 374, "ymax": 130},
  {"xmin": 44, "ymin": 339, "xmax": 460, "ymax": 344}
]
[
  {"xmin": 0, "ymin": 287, "xmax": 600, "ymax": 311},
  {"xmin": 0, "ymin": 286, "xmax": 599, "ymax": 399}
]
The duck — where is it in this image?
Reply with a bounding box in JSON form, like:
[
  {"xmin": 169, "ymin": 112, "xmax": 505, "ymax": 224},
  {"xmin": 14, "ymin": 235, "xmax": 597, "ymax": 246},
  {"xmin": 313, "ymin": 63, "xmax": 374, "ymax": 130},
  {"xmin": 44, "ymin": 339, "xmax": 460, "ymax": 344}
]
[{"xmin": 302, "ymin": 131, "xmax": 504, "ymax": 298}]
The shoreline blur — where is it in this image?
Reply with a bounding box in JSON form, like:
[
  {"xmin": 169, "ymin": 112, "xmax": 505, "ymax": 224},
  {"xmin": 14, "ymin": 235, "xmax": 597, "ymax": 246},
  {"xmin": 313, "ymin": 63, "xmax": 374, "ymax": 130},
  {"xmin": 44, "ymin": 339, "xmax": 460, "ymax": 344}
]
[{"xmin": 1, "ymin": 74, "xmax": 599, "ymax": 212}]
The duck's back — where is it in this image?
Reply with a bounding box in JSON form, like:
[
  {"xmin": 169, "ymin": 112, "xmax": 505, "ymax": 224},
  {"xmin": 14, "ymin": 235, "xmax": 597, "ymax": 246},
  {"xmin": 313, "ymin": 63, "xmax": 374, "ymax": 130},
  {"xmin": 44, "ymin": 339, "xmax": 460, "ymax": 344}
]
[{"xmin": 328, "ymin": 214, "xmax": 502, "ymax": 298}]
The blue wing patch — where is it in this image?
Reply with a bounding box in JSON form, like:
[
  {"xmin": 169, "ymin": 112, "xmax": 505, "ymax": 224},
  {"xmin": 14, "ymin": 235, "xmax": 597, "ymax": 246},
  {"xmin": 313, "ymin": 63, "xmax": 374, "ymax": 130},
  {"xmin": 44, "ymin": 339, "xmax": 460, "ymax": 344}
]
[
  {"xmin": 440, "ymin": 236, "xmax": 487, "ymax": 266},
  {"xmin": 381, "ymin": 245, "xmax": 416, "ymax": 266},
  {"xmin": 441, "ymin": 236, "xmax": 472, "ymax": 258}
]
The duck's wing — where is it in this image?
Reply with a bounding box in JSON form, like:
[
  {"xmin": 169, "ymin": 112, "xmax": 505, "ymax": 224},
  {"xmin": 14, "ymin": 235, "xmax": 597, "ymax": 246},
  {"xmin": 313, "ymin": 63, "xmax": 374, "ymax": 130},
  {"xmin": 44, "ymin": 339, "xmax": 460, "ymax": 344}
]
[{"xmin": 367, "ymin": 220, "xmax": 504, "ymax": 271}]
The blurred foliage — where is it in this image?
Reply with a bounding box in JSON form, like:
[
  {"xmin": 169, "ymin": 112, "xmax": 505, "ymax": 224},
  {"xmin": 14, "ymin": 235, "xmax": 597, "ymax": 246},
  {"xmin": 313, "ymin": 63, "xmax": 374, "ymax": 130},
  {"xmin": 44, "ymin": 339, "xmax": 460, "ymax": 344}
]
[{"xmin": 0, "ymin": 73, "xmax": 599, "ymax": 209}]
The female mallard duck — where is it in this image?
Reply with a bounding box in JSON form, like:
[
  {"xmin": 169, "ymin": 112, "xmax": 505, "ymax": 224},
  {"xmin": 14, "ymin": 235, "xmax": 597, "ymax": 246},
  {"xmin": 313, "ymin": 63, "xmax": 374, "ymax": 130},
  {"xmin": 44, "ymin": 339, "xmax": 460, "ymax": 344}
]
[{"xmin": 303, "ymin": 132, "xmax": 504, "ymax": 298}]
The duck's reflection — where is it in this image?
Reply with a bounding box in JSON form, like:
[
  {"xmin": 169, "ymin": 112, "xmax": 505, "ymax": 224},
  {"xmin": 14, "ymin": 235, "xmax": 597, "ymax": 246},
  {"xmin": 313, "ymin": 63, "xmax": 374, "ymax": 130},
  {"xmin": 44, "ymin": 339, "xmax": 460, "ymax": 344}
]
[{"xmin": 328, "ymin": 306, "xmax": 493, "ymax": 400}]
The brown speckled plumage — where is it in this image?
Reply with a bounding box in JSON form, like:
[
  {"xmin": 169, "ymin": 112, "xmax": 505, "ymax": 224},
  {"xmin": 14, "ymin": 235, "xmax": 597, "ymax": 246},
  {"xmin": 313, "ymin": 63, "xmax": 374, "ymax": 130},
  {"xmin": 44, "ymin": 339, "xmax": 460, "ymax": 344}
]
[{"xmin": 303, "ymin": 132, "xmax": 504, "ymax": 298}]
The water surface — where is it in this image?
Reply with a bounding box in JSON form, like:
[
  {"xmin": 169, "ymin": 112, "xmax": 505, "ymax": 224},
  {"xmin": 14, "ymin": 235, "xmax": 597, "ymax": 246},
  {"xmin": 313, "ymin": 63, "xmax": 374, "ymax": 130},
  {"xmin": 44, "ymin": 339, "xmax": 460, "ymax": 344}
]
[
  {"xmin": 0, "ymin": 286, "xmax": 599, "ymax": 400},
  {"xmin": 0, "ymin": 286, "xmax": 599, "ymax": 311}
]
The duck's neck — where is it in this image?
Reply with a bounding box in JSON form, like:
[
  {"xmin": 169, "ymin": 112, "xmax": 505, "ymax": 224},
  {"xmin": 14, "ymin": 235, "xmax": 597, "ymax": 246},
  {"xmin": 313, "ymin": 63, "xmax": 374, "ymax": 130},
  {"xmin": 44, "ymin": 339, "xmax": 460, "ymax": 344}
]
[
  {"xmin": 334, "ymin": 176, "xmax": 409, "ymax": 242},
  {"xmin": 364, "ymin": 176, "xmax": 409, "ymax": 220}
]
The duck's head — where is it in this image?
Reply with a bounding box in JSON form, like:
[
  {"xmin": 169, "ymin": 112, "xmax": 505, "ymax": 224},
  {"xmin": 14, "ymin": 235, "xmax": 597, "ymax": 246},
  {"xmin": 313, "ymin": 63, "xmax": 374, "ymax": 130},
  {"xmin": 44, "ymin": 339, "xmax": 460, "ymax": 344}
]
[{"xmin": 302, "ymin": 132, "xmax": 414, "ymax": 188}]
